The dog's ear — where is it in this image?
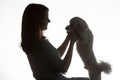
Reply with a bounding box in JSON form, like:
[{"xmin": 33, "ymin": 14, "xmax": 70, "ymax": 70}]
[
  {"xmin": 79, "ymin": 25, "xmax": 88, "ymax": 32},
  {"xmin": 75, "ymin": 22, "xmax": 89, "ymax": 34},
  {"xmin": 77, "ymin": 32, "xmax": 82, "ymax": 38},
  {"xmin": 77, "ymin": 31, "xmax": 89, "ymax": 44}
]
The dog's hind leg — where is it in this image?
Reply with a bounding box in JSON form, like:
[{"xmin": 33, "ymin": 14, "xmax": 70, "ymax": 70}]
[
  {"xmin": 76, "ymin": 42, "xmax": 101, "ymax": 80},
  {"xmin": 77, "ymin": 49, "xmax": 101, "ymax": 80}
]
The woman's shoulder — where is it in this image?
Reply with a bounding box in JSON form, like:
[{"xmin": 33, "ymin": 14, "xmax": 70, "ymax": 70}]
[{"xmin": 38, "ymin": 38, "xmax": 50, "ymax": 46}]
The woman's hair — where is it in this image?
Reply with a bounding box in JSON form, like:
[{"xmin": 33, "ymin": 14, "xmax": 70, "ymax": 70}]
[{"xmin": 21, "ymin": 3, "xmax": 49, "ymax": 53}]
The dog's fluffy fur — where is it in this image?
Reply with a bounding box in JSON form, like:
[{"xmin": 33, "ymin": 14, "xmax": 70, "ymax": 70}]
[{"xmin": 66, "ymin": 17, "xmax": 112, "ymax": 80}]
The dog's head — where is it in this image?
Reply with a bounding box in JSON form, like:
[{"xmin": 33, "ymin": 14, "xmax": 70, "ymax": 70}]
[{"xmin": 66, "ymin": 17, "xmax": 88, "ymax": 33}]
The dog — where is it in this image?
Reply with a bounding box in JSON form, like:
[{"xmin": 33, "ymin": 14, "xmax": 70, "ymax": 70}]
[{"xmin": 66, "ymin": 17, "xmax": 112, "ymax": 80}]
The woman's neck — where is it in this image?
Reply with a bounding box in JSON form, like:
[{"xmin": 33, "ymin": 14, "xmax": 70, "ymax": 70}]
[
  {"xmin": 39, "ymin": 30, "xmax": 43, "ymax": 38},
  {"xmin": 39, "ymin": 30, "xmax": 46, "ymax": 40}
]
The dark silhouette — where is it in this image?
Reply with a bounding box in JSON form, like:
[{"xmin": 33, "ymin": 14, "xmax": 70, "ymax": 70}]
[
  {"xmin": 21, "ymin": 3, "xmax": 89, "ymax": 80},
  {"xmin": 66, "ymin": 17, "xmax": 112, "ymax": 80}
]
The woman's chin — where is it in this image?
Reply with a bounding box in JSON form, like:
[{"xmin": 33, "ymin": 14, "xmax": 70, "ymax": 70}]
[{"xmin": 43, "ymin": 27, "xmax": 47, "ymax": 30}]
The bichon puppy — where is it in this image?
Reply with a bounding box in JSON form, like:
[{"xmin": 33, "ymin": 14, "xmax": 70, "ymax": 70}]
[{"xmin": 66, "ymin": 17, "xmax": 112, "ymax": 80}]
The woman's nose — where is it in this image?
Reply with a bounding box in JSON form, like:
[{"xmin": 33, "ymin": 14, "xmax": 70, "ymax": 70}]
[{"xmin": 48, "ymin": 19, "xmax": 50, "ymax": 22}]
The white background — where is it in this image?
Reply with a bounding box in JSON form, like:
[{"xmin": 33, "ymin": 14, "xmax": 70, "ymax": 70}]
[{"xmin": 0, "ymin": 0, "xmax": 120, "ymax": 80}]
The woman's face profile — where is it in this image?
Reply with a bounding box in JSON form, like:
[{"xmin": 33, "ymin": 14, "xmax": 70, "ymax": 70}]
[{"xmin": 40, "ymin": 11, "xmax": 50, "ymax": 30}]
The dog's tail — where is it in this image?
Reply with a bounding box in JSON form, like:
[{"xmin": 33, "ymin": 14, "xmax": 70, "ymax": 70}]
[{"xmin": 98, "ymin": 61, "xmax": 112, "ymax": 74}]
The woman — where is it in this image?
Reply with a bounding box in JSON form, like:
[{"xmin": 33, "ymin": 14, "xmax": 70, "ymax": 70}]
[{"xmin": 21, "ymin": 3, "xmax": 89, "ymax": 80}]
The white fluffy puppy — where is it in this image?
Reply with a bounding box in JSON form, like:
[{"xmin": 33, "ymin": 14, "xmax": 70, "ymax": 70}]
[{"xmin": 66, "ymin": 17, "xmax": 111, "ymax": 80}]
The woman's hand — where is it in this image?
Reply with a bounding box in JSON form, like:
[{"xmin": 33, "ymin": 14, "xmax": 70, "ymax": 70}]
[
  {"xmin": 66, "ymin": 25, "xmax": 78, "ymax": 42},
  {"xmin": 68, "ymin": 32, "xmax": 78, "ymax": 44}
]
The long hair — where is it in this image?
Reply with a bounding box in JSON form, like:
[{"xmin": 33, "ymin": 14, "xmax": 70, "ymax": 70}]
[{"xmin": 21, "ymin": 3, "xmax": 49, "ymax": 53}]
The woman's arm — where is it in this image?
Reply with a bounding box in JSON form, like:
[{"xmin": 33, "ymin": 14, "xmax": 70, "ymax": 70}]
[
  {"xmin": 57, "ymin": 34, "xmax": 71, "ymax": 57},
  {"xmin": 40, "ymin": 34, "xmax": 77, "ymax": 73},
  {"xmin": 62, "ymin": 34, "xmax": 77, "ymax": 73}
]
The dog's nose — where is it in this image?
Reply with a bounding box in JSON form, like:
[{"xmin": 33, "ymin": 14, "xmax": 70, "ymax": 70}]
[
  {"xmin": 65, "ymin": 27, "xmax": 67, "ymax": 30},
  {"xmin": 65, "ymin": 25, "xmax": 69, "ymax": 30}
]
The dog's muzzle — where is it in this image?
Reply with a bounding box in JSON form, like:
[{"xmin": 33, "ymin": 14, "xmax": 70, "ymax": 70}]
[{"xmin": 65, "ymin": 25, "xmax": 71, "ymax": 33}]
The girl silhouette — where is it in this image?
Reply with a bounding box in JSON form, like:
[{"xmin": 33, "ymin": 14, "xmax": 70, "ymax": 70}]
[{"xmin": 21, "ymin": 3, "xmax": 89, "ymax": 80}]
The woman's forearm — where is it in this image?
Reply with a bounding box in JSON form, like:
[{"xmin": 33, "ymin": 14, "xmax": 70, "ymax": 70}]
[
  {"xmin": 57, "ymin": 34, "xmax": 71, "ymax": 57},
  {"xmin": 62, "ymin": 40, "xmax": 74, "ymax": 73}
]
